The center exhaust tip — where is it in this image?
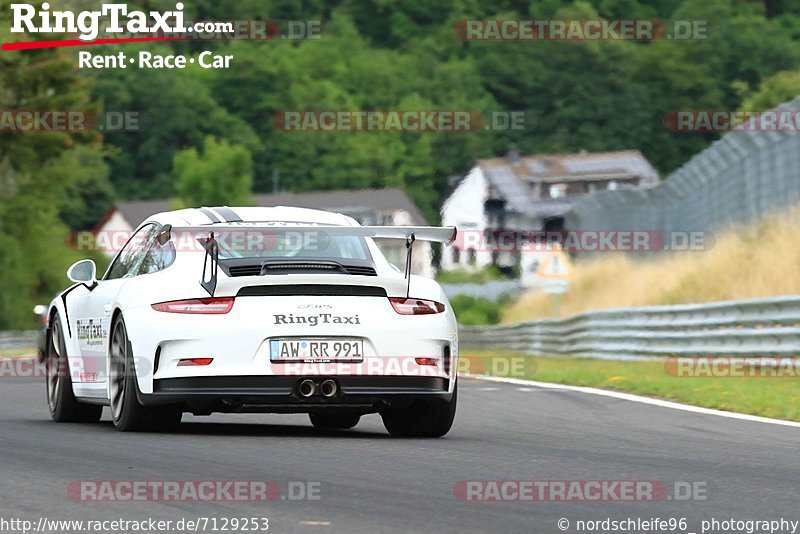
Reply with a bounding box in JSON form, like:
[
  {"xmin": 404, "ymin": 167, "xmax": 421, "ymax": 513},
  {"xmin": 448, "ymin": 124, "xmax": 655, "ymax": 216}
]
[
  {"xmin": 320, "ymin": 379, "xmax": 338, "ymax": 398},
  {"xmin": 298, "ymin": 379, "xmax": 316, "ymax": 398}
]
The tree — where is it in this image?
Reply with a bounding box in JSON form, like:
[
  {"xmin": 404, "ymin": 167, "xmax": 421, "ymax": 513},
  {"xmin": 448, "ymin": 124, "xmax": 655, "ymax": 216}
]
[
  {"xmin": 738, "ymin": 70, "xmax": 800, "ymax": 110},
  {"xmin": 173, "ymin": 136, "xmax": 254, "ymax": 207}
]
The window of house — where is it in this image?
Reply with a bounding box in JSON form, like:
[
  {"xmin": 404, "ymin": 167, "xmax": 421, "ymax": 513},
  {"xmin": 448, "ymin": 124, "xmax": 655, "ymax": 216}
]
[{"xmin": 549, "ymin": 184, "xmax": 567, "ymax": 199}]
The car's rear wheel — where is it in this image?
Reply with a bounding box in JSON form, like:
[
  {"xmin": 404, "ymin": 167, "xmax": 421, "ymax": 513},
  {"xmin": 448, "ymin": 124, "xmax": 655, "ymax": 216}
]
[
  {"xmin": 381, "ymin": 383, "xmax": 457, "ymax": 437},
  {"xmin": 309, "ymin": 413, "xmax": 361, "ymax": 430},
  {"xmin": 109, "ymin": 315, "xmax": 182, "ymax": 432},
  {"xmin": 46, "ymin": 316, "xmax": 103, "ymax": 423}
]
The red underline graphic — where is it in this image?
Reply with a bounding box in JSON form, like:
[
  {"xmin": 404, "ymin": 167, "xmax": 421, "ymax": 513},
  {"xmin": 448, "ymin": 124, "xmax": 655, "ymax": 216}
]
[{"xmin": 2, "ymin": 36, "xmax": 187, "ymax": 51}]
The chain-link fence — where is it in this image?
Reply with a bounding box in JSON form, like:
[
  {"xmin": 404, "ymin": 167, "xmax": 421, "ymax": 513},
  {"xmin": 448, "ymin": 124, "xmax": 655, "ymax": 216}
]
[{"xmin": 565, "ymin": 97, "xmax": 800, "ymax": 247}]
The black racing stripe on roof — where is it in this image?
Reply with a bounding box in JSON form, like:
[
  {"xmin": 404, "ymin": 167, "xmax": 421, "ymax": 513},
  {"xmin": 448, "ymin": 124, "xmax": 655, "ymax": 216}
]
[
  {"xmin": 215, "ymin": 206, "xmax": 243, "ymax": 223},
  {"xmin": 199, "ymin": 208, "xmax": 221, "ymax": 223}
]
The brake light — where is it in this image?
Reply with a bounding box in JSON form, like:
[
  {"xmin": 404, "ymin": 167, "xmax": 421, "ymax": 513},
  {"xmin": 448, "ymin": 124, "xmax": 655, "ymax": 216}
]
[
  {"xmin": 151, "ymin": 297, "xmax": 235, "ymax": 314},
  {"xmin": 177, "ymin": 358, "xmax": 214, "ymax": 366},
  {"xmin": 415, "ymin": 357, "xmax": 439, "ymax": 366},
  {"xmin": 389, "ymin": 297, "xmax": 445, "ymax": 315}
]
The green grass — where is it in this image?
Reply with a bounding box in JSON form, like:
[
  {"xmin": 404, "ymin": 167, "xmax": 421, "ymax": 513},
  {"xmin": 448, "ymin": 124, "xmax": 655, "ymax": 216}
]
[
  {"xmin": 0, "ymin": 347, "xmax": 36, "ymax": 358},
  {"xmin": 461, "ymin": 351, "xmax": 800, "ymax": 422}
]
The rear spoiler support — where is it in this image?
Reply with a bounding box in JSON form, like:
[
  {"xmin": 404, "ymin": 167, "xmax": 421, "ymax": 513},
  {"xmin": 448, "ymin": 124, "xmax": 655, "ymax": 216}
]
[
  {"xmin": 404, "ymin": 233, "xmax": 416, "ymax": 298},
  {"xmin": 200, "ymin": 232, "xmax": 219, "ymax": 297}
]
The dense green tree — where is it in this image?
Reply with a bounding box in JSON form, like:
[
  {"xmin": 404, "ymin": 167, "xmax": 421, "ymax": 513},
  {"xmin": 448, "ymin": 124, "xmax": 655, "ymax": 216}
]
[{"xmin": 174, "ymin": 136, "xmax": 253, "ymax": 207}]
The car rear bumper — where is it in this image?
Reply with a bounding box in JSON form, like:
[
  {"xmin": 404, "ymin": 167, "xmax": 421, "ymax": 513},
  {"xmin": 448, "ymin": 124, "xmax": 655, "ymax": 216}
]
[{"xmin": 140, "ymin": 375, "xmax": 453, "ymax": 414}]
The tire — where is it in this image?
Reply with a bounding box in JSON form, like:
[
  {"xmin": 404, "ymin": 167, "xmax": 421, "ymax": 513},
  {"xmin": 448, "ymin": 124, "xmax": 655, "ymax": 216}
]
[
  {"xmin": 109, "ymin": 315, "xmax": 182, "ymax": 432},
  {"xmin": 381, "ymin": 383, "xmax": 457, "ymax": 438},
  {"xmin": 309, "ymin": 413, "xmax": 361, "ymax": 430},
  {"xmin": 46, "ymin": 316, "xmax": 103, "ymax": 423}
]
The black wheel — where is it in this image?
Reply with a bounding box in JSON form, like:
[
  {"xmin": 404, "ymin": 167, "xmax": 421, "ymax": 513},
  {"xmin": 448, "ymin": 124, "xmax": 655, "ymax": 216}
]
[
  {"xmin": 381, "ymin": 383, "xmax": 457, "ymax": 437},
  {"xmin": 109, "ymin": 315, "xmax": 182, "ymax": 432},
  {"xmin": 309, "ymin": 413, "xmax": 361, "ymax": 430},
  {"xmin": 46, "ymin": 316, "xmax": 103, "ymax": 423}
]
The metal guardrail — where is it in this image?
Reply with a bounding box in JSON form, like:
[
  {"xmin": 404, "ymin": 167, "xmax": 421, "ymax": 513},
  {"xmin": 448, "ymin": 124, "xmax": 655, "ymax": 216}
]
[
  {"xmin": 459, "ymin": 296, "xmax": 800, "ymax": 359},
  {"xmin": 0, "ymin": 331, "xmax": 38, "ymax": 351}
]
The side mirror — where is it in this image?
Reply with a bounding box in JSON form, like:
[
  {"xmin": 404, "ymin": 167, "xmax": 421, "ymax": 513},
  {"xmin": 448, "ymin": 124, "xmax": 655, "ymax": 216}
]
[
  {"xmin": 157, "ymin": 224, "xmax": 172, "ymax": 246},
  {"xmin": 67, "ymin": 259, "xmax": 98, "ymax": 285}
]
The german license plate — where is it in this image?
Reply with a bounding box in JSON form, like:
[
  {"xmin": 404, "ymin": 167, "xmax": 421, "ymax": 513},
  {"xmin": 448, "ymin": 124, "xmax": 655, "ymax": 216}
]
[{"xmin": 269, "ymin": 339, "xmax": 364, "ymax": 362}]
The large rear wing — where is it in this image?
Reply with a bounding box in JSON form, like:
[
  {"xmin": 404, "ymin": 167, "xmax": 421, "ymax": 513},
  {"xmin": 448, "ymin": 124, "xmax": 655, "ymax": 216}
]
[
  {"xmin": 166, "ymin": 224, "xmax": 457, "ymax": 245},
  {"xmin": 159, "ymin": 224, "xmax": 458, "ymax": 296}
]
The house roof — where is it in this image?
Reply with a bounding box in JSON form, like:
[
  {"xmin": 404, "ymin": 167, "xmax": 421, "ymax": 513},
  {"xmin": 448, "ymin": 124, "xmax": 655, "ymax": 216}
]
[
  {"xmin": 103, "ymin": 188, "xmax": 428, "ymax": 229},
  {"xmin": 477, "ymin": 149, "xmax": 659, "ymax": 217}
]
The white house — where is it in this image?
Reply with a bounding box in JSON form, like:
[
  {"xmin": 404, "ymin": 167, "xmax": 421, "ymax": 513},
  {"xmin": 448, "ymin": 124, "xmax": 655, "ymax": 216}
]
[
  {"xmin": 440, "ymin": 149, "xmax": 659, "ymax": 272},
  {"xmin": 94, "ymin": 188, "xmax": 435, "ymax": 277}
]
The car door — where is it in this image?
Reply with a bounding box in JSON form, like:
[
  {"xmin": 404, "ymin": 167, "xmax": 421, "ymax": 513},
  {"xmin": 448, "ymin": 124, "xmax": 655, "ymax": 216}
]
[{"xmin": 71, "ymin": 224, "xmax": 157, "ymax": 382}]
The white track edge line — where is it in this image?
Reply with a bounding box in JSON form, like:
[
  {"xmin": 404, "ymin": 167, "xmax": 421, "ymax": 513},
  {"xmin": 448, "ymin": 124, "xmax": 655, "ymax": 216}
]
[{"xmin": 464, "ymin": 373, "xmax": 800, "ymax": 429}]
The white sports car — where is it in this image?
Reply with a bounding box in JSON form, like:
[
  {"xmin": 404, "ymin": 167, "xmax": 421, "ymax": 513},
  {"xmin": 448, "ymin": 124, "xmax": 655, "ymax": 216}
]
[{"xmin": 45, "ymin": 206, "xmax": 459, "ymax": 436}]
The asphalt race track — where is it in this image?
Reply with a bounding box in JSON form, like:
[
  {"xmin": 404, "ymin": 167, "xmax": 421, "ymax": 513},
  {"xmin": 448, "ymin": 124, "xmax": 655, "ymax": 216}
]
[{"xmin": 1, "ymin": 373, "xmax": 797, "ymax": 533}]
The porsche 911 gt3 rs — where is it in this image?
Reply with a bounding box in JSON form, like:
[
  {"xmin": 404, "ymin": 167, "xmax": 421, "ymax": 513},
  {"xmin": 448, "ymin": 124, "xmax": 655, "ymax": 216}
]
[{"xmin": 44, "ymin": 206, "xmax": 459, "ymax": 436}]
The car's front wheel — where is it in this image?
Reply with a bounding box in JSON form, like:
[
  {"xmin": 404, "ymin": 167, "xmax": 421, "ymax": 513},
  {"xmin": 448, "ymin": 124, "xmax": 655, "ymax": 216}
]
[
  {"xmin": 109, "ymin": 315, "xmax": 182, "ymax": 432},
  {"xmin": 381, "ymin": 383, "xmax": 457, "ymax": 437},
  {"xmin": 46, "ymin": 315, "xmax": 103, "ymax": 423}
]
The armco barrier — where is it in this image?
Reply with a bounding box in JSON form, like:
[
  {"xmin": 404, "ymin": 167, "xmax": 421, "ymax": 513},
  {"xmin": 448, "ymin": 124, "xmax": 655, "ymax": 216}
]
[
  {"xmin": 458, "ymin": 296, "xmax": 800, "ymax": 359},
  {"xmin": 0, "ymin": 331, "xmax": 38, "ymax": 351}
]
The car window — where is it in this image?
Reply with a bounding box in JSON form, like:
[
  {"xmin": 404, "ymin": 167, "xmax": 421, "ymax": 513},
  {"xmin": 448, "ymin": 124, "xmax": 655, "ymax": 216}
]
[
  {"xmin": 216, "ymin": 229, "xmax": 370, "ymax": 262},
  {"xmin": 105, "ymin": 224, "xmax": 156, "ymax": 280},
  {"xmin": 138, "ymin": 234, "xmax": 177, "ymax": 275}
]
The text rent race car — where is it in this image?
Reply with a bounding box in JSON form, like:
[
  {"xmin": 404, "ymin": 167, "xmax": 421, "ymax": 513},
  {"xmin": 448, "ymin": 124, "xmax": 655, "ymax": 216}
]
[{"xmin": 44, "ymin": 206, "xmax": 459, "ymax": 436}]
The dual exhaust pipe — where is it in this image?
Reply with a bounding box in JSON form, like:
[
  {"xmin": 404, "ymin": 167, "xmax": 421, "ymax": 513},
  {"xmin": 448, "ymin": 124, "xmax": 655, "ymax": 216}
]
[{"xmin": 298, "ymin": 378, "xmax": 338, "ymax": 398}]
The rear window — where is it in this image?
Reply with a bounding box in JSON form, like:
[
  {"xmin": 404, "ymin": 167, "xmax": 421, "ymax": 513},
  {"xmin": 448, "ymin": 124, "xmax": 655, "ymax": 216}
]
[{"xmin": 214, "ymin": 229, "xmax": 371, "ymax": 262}]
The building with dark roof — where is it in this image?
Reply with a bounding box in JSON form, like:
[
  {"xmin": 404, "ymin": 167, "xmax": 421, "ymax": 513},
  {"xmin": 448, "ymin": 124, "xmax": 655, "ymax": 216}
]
[{"xmin": 440, "ymin": 149, "xmax": 658, "ymax": 272}]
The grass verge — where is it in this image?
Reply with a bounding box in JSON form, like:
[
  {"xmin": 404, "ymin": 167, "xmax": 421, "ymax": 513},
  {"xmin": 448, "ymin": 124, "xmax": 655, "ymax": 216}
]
[
  {"xmin": 0, "ymin": 347, "xmax": 36, "ymax": 358},
  {"xmin": 461, "ymin": 351, "xmax": 800, "ymax": 422}
]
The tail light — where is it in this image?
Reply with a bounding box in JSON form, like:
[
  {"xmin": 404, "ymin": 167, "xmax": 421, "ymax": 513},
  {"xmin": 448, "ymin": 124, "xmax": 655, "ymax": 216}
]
[
  {"xmin": 177, "ymin": 358, "xmax": 214, "ymax": 366},
  {"xmin": 389, "ymin": 297, "xmax": 445, "ymax": 315},
  {"xmin": 151, "ymin": 297, "xmax": 234, "ymax": 314},
  {"xmin": 415, "ymin": 357, "xmax": 439, "ymax": 366}
]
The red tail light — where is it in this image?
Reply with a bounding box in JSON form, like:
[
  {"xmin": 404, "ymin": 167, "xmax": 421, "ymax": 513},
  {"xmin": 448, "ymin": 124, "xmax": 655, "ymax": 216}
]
[
  {"xmin": 177, "ymin": 358, "xmax": 214, "ymax": 366},
  {"xmin": 415, "ymin": 357, "xmax": 439, "ymax": 366},
  {"xmin": 389, "ymin": 297, "xmax": 445, "ymax": 315},
  {"xmin": 151, "ymin": 297, "xmax": 234, "ymax": 314}
]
